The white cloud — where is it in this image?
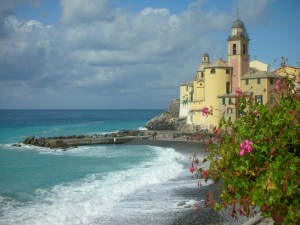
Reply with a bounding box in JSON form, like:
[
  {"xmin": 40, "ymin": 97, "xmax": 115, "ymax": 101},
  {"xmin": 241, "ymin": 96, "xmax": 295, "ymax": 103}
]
[
  {"xmin": 0, "ymin": 0, "xmax": 277, "ymax": 109},
  {"xmin": 60, "ymin": 0, "xmax": 113, "ymax": 24},
  {"xmin": 239, "ymin": 0, "xmax": 276, "ymax": 21}
]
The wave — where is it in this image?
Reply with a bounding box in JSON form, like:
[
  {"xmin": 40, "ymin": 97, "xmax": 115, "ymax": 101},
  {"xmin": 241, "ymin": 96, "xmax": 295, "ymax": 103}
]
[
  {"xmin": 138, "ymin": 127, "xmax": 148, "ymax": 131},
  {"xmin": 0, "ymin": 147, "xmax": 184, "ymax": 225}
]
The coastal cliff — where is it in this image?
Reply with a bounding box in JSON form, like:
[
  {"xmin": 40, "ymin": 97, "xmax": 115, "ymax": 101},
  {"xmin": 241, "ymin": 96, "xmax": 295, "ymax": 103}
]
[{"xmin": 145, "ymin": 99, "xmax": 187, "ymax": 130}]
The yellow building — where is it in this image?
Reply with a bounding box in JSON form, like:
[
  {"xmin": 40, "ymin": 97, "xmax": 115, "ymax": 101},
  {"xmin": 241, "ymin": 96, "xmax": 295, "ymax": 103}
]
[
  {"xmin": 179, "ymin": 17, "xmax": 281, "ymax": 131},
  {"xmin": 241, "ymin": 70, "xmax": 280, "ymax": 106},
  {"xmin": 250, "ymin": 60, "xmax": 269, "ymax": 72},
  {"xmin": 273, "ymin": 65, "xmax": 300, "ymax": 88}
]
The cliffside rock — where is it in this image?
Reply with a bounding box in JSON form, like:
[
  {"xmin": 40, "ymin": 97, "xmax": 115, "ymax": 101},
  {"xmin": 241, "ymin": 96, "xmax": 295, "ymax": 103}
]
[
  {"xmin": 145, "ymin": 99, "xmax": 186, "ymax": 130},
  {"xmin": 145, "ymin": 111, "xmax": 186, "ymax": 131},
  {"xmin": 167, "ymin": 99, "xmax": 180, "ymax": 118}
]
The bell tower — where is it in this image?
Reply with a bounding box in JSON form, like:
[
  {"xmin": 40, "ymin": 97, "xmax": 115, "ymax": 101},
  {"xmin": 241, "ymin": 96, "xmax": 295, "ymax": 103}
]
[{"xmin": 227, "ymin": 16, "xmax": 250, "ymax": 91}]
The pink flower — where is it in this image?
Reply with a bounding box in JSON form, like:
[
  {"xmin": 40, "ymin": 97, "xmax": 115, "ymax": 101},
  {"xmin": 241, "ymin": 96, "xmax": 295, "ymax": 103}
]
[
  {"xmin": 189, "ymin": 165, "xmax": 197, "ymax": 173},
  {"xmin": 253, "ymin": 109, "xmax": 258, "ymax": 116},
  {"xmin": 235, "ymin": 88, "xmax": 243, "ymax": 96},
  {"xmin": 213, "ymin": 126, "xmax": 219, "ymax": 134},
  {"xmin": 202, "ymin": 107, "xmax": 209, "ymax": 117},
  {"xmin": 239, "ymin": 139, "xmax": 253, "ymax": 156},
  {"xmin": 275, "ymin": 80, "xmax": 281, "ymax": 92},
  {"xmin": 238, "ymin": 206, "xmax": 244, "ymax": 216},
  {"xmin": 202, "ymin": 169, "xmax": 209, "ymax": 179}
]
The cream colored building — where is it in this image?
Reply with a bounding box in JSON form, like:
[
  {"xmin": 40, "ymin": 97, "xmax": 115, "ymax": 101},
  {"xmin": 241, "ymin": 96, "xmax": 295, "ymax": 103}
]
[
  {"xmin": 179, "ymin": 17, "xmax": 280, "ymax": 130},
  {"xmin": 273, "ymin": 66, "xmax": 300, "ymax": 88},
  {"xmin": 250, "ymin": 60, "xmax": 269, "ymax": 72}
]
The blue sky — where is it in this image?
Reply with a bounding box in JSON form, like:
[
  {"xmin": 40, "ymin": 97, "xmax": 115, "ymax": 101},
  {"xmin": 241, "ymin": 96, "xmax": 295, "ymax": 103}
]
[{"xmin": 0, "ymin": 0, "xmax": 299, "ymax": 109}]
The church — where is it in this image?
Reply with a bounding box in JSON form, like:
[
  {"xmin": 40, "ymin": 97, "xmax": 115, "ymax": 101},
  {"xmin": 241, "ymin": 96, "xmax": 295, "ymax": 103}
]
[{"xmin": 179, "ymin": 17, "xmax": 281, "ymax": 130}]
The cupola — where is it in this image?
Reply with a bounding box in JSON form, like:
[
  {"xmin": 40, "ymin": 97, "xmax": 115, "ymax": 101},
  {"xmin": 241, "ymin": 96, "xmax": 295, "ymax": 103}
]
[{"xmin": 230, "ymin": 19, "xmax": 249, "ymax": 39}]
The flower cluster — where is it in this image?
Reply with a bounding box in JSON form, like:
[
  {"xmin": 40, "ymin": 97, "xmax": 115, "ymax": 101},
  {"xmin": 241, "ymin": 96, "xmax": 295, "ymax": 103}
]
[
  {"xmin": 275, "ymin": 80, "xmax": 281, "ymax": 92},
  {"xmin": 202, "ymin": 107, "xmax": 209, "ymax": 117},
  {"xmin": 189, "ymin": 165, "xmax": 197, "ymax": 173},
  {"xmin": 235, "ymin": 88, "xmax": 243, "ymax": 96},
  {"xmin": 239, "ymin": 139, "xmax": 253, "ymax": 156}
]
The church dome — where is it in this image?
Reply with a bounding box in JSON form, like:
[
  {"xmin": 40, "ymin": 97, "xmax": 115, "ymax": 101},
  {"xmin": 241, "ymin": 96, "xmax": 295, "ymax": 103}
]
[{"xmin": 231, "ymin": 19, "xmax": 244, "ymax": 29}]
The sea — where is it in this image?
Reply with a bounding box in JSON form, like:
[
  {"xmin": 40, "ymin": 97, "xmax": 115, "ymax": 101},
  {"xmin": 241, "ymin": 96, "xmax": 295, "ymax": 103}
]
[{"xmin": 0, "ymin": 109, "xmax": 208, "ymax": 225}]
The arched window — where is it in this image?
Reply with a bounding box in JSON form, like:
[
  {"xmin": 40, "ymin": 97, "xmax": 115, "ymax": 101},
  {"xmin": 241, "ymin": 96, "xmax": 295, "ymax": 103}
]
[
  {"xmin": 226, "ymin": 81, "xmax": 230, "ymax": 94},
  {"xmin": 233, "ymin": 44, "xmax": 236, "ymax": 55},
  {"xmin": 243, "ymin": 44, "xmax": 246, "ymax": 55}
]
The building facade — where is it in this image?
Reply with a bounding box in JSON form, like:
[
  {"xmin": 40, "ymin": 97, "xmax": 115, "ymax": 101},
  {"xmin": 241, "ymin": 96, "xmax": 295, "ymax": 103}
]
[{"xmin": 179, "ymin": 18, "xmax": 280, "ymax": 130}]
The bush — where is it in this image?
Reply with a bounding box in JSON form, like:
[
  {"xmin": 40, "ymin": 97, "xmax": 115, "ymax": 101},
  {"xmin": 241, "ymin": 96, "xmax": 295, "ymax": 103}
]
[{"xmin": 192, "ymin": 75, "xmax": 300, "ymax": 225}]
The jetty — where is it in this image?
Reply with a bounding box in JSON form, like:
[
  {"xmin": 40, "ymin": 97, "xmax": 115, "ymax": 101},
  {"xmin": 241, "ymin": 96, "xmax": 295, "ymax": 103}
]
[{"xmin": 16, "ymin": 129, "xmax": 214, "ymax": 150}]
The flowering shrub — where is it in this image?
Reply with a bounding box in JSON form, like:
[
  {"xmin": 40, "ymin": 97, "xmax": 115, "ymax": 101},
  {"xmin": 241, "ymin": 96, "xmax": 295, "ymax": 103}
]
[{"xmin": 192, "ymin": 75, "xmax": 300, "ymax": 225}]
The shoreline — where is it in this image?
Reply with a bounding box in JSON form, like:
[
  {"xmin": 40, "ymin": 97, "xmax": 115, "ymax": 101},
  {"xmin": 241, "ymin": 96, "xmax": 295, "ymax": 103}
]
[
  {"xmin": 126, "ymin": 138, "xmax": 207, "ymax": 154},
  {"xmin": 16, "ymin": 133, "xmax": 260, "ymax": 225},
  {"xmin": 127, "ymin": 138, "xmax": 251, "ymax": 225}
]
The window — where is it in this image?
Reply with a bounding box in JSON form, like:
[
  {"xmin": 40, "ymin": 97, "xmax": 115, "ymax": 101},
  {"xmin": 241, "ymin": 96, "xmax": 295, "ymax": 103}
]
[
  {"xmin": 255, "ymin": 95, "xmax": 263, "ymax": 104},
  {"xmin": 186, "ymin": 86, "xmax": 188, "ymax": 91},
  {"xmin": 233, "ymin": 44, "xmax": 236, "ymax": 55},
  {"xmin": 257, "ymin": 78, "xmax": 261, "ymax": 84},
  {"xmin": 243, "ymin": 44, "xmax": 246, "ymax": 55},
  {"xmin": 226, "ymin": 69, "xmax": 230, "ymax": 74},
  {"xmin": 270, "ymin": 78, "xmax": 274, "ymax": 85},
  {"xmin": 228, "ymin": 98, "xmax": 232, "ymax": 105},
  {"xmin": 226, "ymin": 82, "xmax": 230, "ymax": 94},
  {"xmin": 211, "ymin": 69, "xmax": 216, "ymax": 74},
  {"xmin": 227, "ymin": 108, "xmax": 233, "ymax": 114},
  {"xmin": 222, "ymin": 98, "xmax": 226, "ymax": 105},
  {"xmin": 190, "ymin": 93, "xmax": 193, "ymax": 102},
  {"xmin": 245, "ymin": 79, "xmax": 249, "ymax": 85},
  {"xmin": 201, "ymin": 72, "xmax": 204, "ymax": 78}
]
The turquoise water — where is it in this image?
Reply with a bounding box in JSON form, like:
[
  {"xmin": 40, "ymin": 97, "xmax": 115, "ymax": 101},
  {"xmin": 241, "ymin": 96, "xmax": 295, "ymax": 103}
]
[
  {"xmin": 0, "ymin": 109, "xmax": 161, "ymax": 144},
  {"xmin": 0, "ymin": 109, "xmax": 194, "ymax": 225}
]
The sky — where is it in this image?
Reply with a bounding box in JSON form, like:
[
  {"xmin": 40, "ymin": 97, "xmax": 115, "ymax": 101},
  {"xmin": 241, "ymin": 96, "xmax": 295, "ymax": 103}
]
[{"xmin": 0, "ymin": 0, "xmax": 299, "ymax": 109}]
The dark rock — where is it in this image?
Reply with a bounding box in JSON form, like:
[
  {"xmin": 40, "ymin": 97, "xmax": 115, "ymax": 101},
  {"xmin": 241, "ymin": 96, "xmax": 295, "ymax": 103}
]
[
  {"xmin": 23, "ymin": 136, "xmax": 35, "ymax": 145},
  {"xmin": 37, "ymin": 138, "xmax": 46, "ymax": 147},
  {"xmin": 145, "ymin": 99, "xmax": 186, "ymax": 130},
  {"xmin": 22, "ymin": 136, "xmax": 70, "ymax": 150},
  {"xmin": 48, "ymin": 140, "xmax": 69, "ymax": 149},
  {"xmin": 118, "ymin": 130, "xmax": 138, "ymax": 136},
  {"xmin": 12, "ymin": 143, "xmax": 22, "ymax": 147},
  {"xmin": 145, "ymin": 112, "xmax": 186, "ymax": 131}
]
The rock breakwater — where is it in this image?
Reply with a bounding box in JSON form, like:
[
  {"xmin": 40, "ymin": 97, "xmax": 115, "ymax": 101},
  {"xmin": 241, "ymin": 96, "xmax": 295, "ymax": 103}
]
[{"xmin": 20, "ymin": 130, "xmax": 142, "ymax": 150}]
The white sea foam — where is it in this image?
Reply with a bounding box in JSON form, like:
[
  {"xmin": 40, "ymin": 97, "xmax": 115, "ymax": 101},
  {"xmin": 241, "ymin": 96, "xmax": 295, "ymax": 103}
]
[
  {"xmin": 0, "ymin": 147, "xmax": 185, "ymax": 225},
  {"xmin": 138, "ymin": 127, "xmax": 148, "ymax": 130}
]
